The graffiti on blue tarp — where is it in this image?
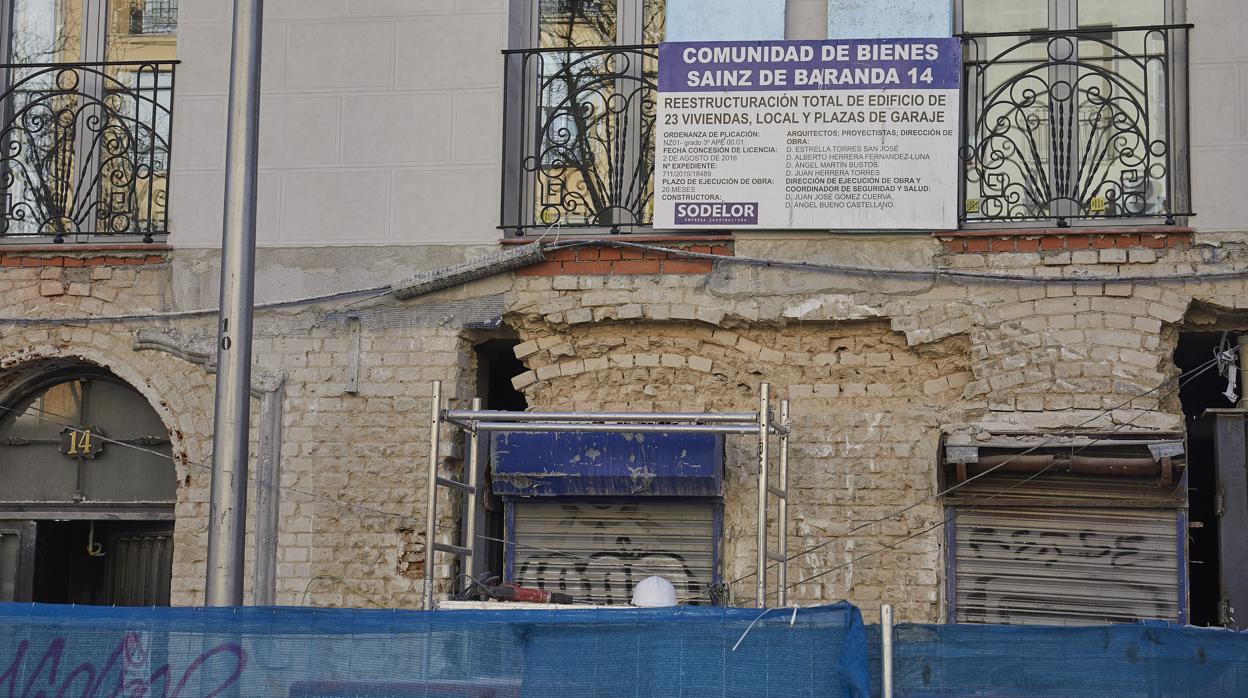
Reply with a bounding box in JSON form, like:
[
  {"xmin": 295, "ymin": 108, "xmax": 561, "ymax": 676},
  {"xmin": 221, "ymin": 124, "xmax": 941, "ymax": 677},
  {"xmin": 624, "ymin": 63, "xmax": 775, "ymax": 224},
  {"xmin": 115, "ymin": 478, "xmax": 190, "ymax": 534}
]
[
  {"xmin": 0, "ymin": 631, "xmax": 244, "ymax": 697},
  {"xmin": 491, "ymin": 431, "xmax": 723, "ymax": 497}
]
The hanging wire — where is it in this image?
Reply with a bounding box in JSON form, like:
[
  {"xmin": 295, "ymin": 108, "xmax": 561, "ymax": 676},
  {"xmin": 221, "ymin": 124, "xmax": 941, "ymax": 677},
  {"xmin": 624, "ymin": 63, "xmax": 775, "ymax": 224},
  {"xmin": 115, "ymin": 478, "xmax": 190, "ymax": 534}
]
[
  {"xmin": 780, "ymin": 354, "xmax": 1218, "ymax": 593},
  {"xmin": 0, "ymin": 355, "xmax": 1216, "ymax": 607},
  {"xmin": 711, "ymin": 353, "xmax": 1219, "ymax": 598},
  {"xmin": 0, "ymin": 400, "xmax": 682, "ymax": 588}
]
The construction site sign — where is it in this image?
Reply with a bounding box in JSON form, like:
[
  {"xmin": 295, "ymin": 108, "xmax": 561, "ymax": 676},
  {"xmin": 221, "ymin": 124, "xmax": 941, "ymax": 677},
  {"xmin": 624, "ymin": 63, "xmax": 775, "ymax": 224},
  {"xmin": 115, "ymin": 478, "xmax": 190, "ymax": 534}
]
[{"xmin": 654, "ymin": 38, "xmax": 961, "ymax": 230}]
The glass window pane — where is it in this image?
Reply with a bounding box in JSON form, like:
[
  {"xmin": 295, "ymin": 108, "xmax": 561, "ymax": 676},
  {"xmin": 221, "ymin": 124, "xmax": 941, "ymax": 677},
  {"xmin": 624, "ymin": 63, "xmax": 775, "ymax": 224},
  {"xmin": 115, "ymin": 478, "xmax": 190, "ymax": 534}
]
[
  {"xmin": 962, "ymin": 0, "xmax": 1047, "ymax": 33},
  {"xmin": 961, "ymin": 1, "xmax": 1055, "ymax": 221},
  {"xmin": 106, "ymin": 0, "xmax": 178, "ymax": 62},
  {"xmin": 1078, "ymin": 0, "xmax": 1165, "ymax": 28},
  {"xmin": 539, "ymin": 0, "xmax": 617, "ymax": 49},
  {"xmin": 9, "ymin": 0, "xmax": 81, "ymax": 64},
  {"xmin": 643, "ymin": 0, "xmax": 664, "ymax": 44}
]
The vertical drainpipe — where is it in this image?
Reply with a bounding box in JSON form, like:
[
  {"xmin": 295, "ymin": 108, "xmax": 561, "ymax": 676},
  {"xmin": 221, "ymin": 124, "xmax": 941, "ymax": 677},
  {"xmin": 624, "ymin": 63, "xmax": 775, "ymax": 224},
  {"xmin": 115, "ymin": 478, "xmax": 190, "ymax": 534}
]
[{"xmin": 785, "ymin": 0, "xmax": 829, "ymax": 40}]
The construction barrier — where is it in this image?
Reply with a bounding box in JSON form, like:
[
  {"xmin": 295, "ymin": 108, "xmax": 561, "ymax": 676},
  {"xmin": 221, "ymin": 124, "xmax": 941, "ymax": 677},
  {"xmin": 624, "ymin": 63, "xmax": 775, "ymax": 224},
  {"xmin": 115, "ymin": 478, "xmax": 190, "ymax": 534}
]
[
  {"xmin": 5, "ymin": 601, "xmax": 1247, "ymax": 697},
  {"xmin": 867, "ymin": 621, "xmax": 1248, "ymax": 697},
  {"xmin": 0, "ymin": 602, "xmax": 869, "ymax": 697}
]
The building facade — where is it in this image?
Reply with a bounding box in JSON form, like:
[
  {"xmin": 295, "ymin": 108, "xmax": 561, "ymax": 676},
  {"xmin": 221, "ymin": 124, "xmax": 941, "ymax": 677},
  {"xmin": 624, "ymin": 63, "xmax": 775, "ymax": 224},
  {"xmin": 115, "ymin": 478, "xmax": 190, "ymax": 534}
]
[{"xmin": 1, "ymin": 0, "xmax": 1247, "ymax": 627}]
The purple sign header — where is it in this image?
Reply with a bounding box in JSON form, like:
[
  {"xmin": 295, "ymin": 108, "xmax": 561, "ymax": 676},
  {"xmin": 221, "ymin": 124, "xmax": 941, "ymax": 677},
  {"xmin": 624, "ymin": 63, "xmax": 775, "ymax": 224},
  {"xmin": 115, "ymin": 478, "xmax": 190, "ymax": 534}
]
[{"xmin": 658, "ymin": 38, "xmax": 960, "ymax": 93}]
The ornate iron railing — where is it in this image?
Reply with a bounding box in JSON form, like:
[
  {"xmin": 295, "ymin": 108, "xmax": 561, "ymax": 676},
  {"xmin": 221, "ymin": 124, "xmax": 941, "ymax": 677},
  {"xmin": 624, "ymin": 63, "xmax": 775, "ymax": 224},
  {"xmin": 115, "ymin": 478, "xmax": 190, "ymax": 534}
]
[
  {"xmin": 0, "ymin": 61, "xmax": 177, "ymax": 243},
  {"xmin": 960, "ymin": 25, "xmax": 1192, "ymax": 227},
  {"xmin": 501, "ymin": 44, "xmax": 657, "ymax": 236}
]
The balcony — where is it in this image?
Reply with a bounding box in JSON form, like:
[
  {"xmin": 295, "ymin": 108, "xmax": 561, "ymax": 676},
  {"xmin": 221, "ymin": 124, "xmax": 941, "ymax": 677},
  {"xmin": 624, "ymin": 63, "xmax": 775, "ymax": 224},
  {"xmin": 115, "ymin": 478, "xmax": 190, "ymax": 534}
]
[
  {"xmin": 502, "ymin": 26, "xmax": 1192, "ymax": 236},
  {"xmin": 501, "ymin": 44, "xmax": 658, "ymax": 237},
  {"xmin": 0, "ymin": 61, "xmax": 177, "ymax": 244},
  {"xmin": 959, "ymin": 24, "xmax": 1192, "ymax": 228}
]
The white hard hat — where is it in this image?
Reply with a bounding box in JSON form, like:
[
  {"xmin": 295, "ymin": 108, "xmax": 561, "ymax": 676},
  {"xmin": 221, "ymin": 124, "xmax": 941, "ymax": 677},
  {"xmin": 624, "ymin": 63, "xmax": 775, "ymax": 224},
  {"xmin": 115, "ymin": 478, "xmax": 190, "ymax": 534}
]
[{"xmin": 631, "ymin": 575, "xmax": 677, "ymax": 607}]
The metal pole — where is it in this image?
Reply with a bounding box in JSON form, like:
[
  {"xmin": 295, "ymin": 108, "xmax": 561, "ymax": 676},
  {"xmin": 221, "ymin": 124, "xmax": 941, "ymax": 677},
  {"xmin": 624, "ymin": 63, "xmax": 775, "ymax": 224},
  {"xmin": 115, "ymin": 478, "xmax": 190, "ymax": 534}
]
[
  {"xmin": 205, "ymin": 0, "xmax": 264, "ymax": 607},
  {"xmin": 463, "ymin": 397, "xmax": 482, "ymax": 590},
  {"xmin": 423, "ymin": 380, "xmax": 442, "ymax": 610},
  {"xmin": 785, "ymin": 0, "xmax": 829, "ymax": 40},
  {"xmin": 756, "ymin": 382, "xmax": 771, "ymax": 608},
  {"xmin": 777, "ymin": 399, "xmax": 789, "ymax": 605},
  {"xmin": 881, "ymin": 604, "xmax": 894, "ymax": 698}
]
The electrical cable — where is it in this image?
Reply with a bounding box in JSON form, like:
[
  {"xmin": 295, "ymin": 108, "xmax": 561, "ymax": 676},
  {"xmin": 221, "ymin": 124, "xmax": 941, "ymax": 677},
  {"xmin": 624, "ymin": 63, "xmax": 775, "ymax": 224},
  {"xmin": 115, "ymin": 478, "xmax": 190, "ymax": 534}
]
[
  {"xmin": 711, "ymin": 353, "xmax": 1220, "ymax": 598},
  {"xmin": 0, "ymin": 357, "xmax": 1217, "ymax": 606},
  {"xmin": 781, "ymin": 355, "xmax": 1218, "ymax": 593},
  {"xmin": 0, "ymin": 400, "xmax": 683, "ymax": 586},
  {"xmin": 571, "ymin": 238, "xmax": 1242, "ymax": 286},
  {"xmin": 0, "ymin": 234, "xmax": 1223, "ymax": 327}
]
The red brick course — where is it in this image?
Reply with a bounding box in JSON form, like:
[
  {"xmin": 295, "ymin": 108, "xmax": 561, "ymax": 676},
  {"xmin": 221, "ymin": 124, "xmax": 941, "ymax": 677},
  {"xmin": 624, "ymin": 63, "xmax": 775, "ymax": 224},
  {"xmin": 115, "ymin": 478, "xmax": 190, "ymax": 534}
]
[
  {"xmin": 514, "ymin": 242, "xmax": 731, "ymax": 276},
  {"xmin": 937, "ymin": 228, "xmax": 1192, "ymax": 254}
]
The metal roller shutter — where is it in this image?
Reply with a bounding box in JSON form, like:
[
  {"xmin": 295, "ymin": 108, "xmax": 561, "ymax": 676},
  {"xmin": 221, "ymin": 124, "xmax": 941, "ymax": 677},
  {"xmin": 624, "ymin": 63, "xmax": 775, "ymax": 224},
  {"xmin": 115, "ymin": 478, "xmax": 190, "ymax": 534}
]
[
  {"xmin": 512, "ymin": 500, "xmax": 716, "ymax": 606},
  {"xmin": 954, "ymin": 507, "xmax": 1180, "ymax": 625}
]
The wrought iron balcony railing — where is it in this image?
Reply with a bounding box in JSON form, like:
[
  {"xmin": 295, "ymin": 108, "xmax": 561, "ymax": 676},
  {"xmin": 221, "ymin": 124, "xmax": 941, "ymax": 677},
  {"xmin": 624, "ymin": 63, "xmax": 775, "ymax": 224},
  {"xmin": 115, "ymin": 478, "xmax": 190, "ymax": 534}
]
[
  {"xmin": 960, "ymin": 24, "xmax": 1192, "ymax": 227},
  {"xmin": 0, "ymin": 60, "xmax": 177, "ymax": 243},
  {"xmin": 501, "ymin": 28, "xmax": 1192, "ymax": 236},
  {"xmin": 501, "ymin": 44, "xmax": 657, "ymax": 237}
]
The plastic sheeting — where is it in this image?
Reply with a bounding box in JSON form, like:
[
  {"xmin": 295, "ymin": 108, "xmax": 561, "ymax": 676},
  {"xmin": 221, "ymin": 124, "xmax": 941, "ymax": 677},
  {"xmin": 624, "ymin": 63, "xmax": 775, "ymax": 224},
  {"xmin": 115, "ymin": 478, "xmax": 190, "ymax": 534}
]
[{"xmin": 0, "ymin": 602, "xmax": 869, "ymax": 697}]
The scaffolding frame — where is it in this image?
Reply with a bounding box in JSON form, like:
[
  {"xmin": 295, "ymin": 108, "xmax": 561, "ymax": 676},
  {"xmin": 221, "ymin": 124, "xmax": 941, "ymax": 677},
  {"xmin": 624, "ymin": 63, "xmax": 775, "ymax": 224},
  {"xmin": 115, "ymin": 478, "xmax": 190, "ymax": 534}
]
[{"xmin": 422, "ymin": 380, "xmax": 792, "ymax": 609}]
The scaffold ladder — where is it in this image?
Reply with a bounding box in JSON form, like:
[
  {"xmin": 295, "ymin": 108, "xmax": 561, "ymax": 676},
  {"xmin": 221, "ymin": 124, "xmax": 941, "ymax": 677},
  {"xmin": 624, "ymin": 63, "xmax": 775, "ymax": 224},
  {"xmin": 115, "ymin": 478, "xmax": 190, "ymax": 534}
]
[{"xmin": 421, "ymin": 381, "xmax": 480, "ymax": 611}]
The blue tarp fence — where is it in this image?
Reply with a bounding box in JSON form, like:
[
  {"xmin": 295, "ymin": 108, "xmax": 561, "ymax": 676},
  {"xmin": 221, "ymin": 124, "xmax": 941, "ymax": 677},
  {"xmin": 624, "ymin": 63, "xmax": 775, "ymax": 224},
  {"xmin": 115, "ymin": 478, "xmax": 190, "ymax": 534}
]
[{"xmin": 3, "ymin": 602, "xmax": 1248, "ymax": 697}]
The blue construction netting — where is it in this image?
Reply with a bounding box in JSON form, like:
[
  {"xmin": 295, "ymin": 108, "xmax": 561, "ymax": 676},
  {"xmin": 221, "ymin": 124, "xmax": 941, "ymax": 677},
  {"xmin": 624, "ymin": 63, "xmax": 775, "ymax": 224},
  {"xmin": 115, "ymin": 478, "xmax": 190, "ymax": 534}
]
[
  {"xmin": 0, "ymin": 602, "xmax": 869, "ymax": 697},
  {"xmin": 868, "ymin": 621, "xmax": 1248, "ymax": 698}
]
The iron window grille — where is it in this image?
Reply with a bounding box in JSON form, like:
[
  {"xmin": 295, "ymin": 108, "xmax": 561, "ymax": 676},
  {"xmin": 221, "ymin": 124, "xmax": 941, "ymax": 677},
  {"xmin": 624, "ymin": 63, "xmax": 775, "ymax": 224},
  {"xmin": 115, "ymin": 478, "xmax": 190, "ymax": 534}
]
[
  {"xmin": 959, "ymin": 23, "xmax": 1192, "ymax": 227},
  {"xmin": 502, "ymin": 43, "xmax": 658, "ymax": 237},
  {"xmin": 0, "ymin": 61, "xmax": 179, "ymax": 242}
]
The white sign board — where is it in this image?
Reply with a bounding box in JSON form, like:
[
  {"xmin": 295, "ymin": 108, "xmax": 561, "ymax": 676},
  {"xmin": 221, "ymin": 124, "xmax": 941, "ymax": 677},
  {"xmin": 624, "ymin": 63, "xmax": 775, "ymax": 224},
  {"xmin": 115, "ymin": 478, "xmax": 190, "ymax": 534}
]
[{"xmin": 655, "ymin": 38, "xmax": 961, "ymax": 230}]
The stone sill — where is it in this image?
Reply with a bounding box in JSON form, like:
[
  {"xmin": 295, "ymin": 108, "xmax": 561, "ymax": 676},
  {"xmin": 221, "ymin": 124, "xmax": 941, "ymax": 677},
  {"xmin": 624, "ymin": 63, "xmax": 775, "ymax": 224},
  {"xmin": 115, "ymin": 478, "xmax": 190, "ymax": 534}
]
[{"xmin": 936, "ymin": 226, "xmax": 1193, "ymax": 238}]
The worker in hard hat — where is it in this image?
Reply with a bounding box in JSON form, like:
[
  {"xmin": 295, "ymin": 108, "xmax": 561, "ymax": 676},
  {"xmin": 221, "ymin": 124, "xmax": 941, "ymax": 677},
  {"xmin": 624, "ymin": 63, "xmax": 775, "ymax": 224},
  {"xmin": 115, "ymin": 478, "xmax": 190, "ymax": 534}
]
[{"xmin": 631, "ymin": 576, "xmax": 678, "ymax": 607}]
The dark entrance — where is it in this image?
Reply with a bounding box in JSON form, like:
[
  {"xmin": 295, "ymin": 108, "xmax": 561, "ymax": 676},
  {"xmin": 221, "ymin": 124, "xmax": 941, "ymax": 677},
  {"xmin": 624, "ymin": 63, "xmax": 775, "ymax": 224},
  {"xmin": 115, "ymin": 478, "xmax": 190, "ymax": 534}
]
[
  {"xmin": 0, "ymin": 365, "xmax": 176, "ymax": 604},
  {"xmin": 470, "ymin": 339, "xmax": 530, "ymax": 583},
  {"xmin": 1176, "ymin": 332, "xmax": 1240, "ymax": 626}
]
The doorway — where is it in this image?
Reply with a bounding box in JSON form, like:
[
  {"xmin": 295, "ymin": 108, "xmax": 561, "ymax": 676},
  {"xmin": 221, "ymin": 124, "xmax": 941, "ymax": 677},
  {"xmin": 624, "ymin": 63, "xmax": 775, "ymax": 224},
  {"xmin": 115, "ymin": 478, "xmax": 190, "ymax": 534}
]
[
  {"xmin": 1175, "ymin": 331, "xmax": 1239, "ymax": 626},
  {"xmin": 469, "ymin": 339, "xmax": 530, "ymax": 584},
  {"xmin": 0, "ymin": 365, "xmax": 176, "ymax": 604},
  {"xmin": 31, "ymin": 520, "xmax": 172, "ymax": 605}
]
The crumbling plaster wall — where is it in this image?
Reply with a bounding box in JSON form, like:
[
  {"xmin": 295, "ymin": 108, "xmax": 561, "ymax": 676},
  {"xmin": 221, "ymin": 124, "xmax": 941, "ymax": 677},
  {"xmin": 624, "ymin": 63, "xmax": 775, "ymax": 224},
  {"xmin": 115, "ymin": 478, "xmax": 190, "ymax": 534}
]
[
  {"xmin": 500, "ymin": 233, "xmax": 1241, "ymax": 620},
  {"xmin": 4, "ymin": 231, "xmax": 1247, "ymax": 618},
  {"xmin": 0, "ymin": 255, "xmax": 475, "ymax": 609}
]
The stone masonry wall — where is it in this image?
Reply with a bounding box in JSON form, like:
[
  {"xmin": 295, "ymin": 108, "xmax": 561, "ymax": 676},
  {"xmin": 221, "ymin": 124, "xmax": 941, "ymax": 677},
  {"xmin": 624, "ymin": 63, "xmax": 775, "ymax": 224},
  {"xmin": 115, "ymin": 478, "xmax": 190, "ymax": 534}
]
[{"xmin": 2, "ymin": 229, "xmax": 1247, "ymax": 621}]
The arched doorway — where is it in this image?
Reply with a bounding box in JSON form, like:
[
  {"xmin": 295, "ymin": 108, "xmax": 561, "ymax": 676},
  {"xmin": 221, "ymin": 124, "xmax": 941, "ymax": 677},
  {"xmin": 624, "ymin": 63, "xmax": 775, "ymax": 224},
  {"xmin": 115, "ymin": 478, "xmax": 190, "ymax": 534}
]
[{"xmin": 0, "ymin": 364, "xmax": 176, "ymax": 605}]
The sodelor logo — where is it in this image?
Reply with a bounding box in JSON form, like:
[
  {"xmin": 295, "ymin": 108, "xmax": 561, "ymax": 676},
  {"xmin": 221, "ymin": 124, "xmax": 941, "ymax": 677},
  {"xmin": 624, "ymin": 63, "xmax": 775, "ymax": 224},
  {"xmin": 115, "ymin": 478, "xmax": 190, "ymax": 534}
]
[{"xmin": 674, "ymin": 202, "xmax": 759, "ymax": 225}]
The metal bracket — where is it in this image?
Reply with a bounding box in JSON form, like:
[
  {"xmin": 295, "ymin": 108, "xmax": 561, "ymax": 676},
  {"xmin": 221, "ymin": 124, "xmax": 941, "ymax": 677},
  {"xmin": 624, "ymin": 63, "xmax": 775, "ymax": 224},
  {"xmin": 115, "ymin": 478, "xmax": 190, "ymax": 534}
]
[{"xmin": 1216, "ymin": 488, "xmax": 1226, "ymax": 518}]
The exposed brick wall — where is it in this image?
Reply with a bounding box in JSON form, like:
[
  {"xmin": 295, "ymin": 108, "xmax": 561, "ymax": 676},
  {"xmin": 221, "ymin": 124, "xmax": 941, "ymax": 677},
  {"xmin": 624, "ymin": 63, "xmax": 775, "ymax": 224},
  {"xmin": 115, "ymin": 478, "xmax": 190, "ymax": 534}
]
[
  {"xmin": 5, "ymin": 235, "xmax": 1248, "ymax": 619},
  {"xmin": 936, "ymin": 228, "xmax": 1192, "ymax": 255},
  {"xmin": 515, "ymin": 242, "xmax": 732, "ymax": 277}
]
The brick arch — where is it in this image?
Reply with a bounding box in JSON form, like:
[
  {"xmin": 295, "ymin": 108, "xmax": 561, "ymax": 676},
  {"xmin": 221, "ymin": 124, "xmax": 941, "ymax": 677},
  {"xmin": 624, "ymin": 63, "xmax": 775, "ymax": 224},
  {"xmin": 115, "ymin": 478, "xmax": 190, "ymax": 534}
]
[{"xmin": 0, "ymin": 331, "xmax": 215, "ymax": 474}]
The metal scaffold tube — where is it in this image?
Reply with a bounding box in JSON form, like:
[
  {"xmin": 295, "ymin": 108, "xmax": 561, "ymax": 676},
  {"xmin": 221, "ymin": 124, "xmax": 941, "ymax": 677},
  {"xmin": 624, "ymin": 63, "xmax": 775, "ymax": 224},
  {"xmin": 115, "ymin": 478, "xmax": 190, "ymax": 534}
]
[
  {"xmin": 756, "ymin": 383, "xmax": 771, "ymax": 608},
  {"xmin": 882, "ymin": 604, "xmax": 895, "ymax": 698},
  {"xmin": 422, "ymin": 381, "xmax": 791, "ymax": 610},
  {"xmin": 463, "ymin": 397, "xmax": 482, "ymax": 590},
  {"xmin": 422, "ymin": 381, "xmax": 442, "ymax": 611},
  {"xmin": 777, "ymin": 399, "xmax": 790, "ymax": 605}
]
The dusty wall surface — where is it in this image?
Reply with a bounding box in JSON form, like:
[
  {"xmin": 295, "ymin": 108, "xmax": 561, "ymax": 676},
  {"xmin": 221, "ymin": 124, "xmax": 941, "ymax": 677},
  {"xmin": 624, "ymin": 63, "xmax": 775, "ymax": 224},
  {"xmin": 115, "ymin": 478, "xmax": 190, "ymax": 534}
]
[{"xmin": 2, "ymin": 228, "xmax": 1247, "ymax": 619}]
